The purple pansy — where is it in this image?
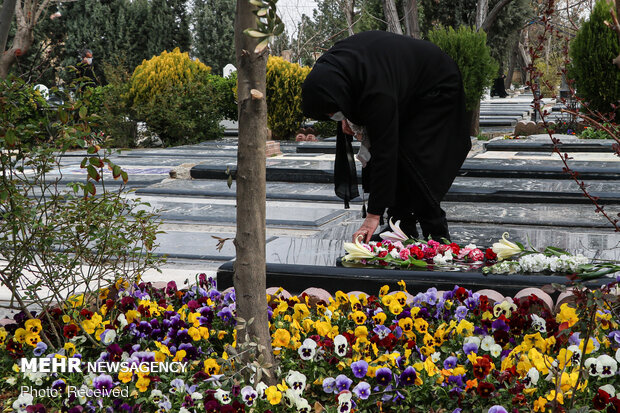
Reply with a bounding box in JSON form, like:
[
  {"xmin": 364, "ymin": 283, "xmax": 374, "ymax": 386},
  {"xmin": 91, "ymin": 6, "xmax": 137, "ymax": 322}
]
[
  {"xmin": 352, "ymin": 381, "xmax": 371, "ymax": 399},
  {"xmin": 351, "ymin": 360, "xmax": 368, "ymax": 379},
  {"xmin": 375, "ymin": 367, "xmax": 392, "ymax": 386},
  {"xmin": 335, "ymin": 374, "xmax": 353, "ymax": 391}
]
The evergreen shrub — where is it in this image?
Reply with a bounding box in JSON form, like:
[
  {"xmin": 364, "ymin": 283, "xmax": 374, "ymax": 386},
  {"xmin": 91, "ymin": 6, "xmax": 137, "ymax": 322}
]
[
  {"xmin": 569, "ymin": 0, "xmax": 620, "ymax": 116},
  {"xmin": 266, "ymin": 56, "xmax": 311, "ymax": 139},
  {"xmin": 125, "ymin": 48, "xmax": 223, "ymax": 146},
  {"xmin": 428, "ymin": 26, "xmax": 498, "ymax": 111}
]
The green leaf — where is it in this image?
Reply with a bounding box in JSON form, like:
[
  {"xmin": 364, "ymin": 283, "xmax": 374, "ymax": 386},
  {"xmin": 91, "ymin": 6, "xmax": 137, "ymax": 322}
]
[
  {"xmin": 59, "ymin": 109, "xmax": 69, "ymax": 124},
  {"xmin": 79, "ymin": 106, "xmax": 87, "ymax": 119},
  {"xmin": 89, "ymin": 157, "xmax": 101, "ymax": 167},
  {"xmin": 249, "ymin": 0, "xmax": 264, "ymax": 6},
  {"xmin": 80, "ymin": 157, "xmax": 88, "ymax": 168},
  {"xmin": 257, "ymin": 7, "xmax": 268, "ymax": 17},
  {"xmin": 121, "ymin": 171, "xmax": 129, "ymax": 184},
  {"xmin": 87, "ymin": 146, "xmax": 97, "ymax": 154},
  {"xmin": 254, "ymin": 37, "xmax": 271, "ymax": 53},
  {"xmin": 0, "ymin": 190, "xmax": 8, "ymax": 202},
  {"xmin": 76, "ymin": 139, "xmax": 86, "ymax": 148},
  {"xmin": 86, "ymin": 181, "xmax": 96, "ymax": 196},
  {"xmin": 4, "ymin": 129, "xmax": 16, "ymax": 146},
  {"xmin": 87, "ymin": 165, "xmax": 100, "ymax": 181},
  {"xmin": 227, "ymin": 174, "xmax": 233, "ymax": 188},
  {"xmin": 112, "ymin": 165, "xmax": 122, "ymax": 179},
  {"xmin": 244, "ymin": 28, "xmax": 269, "ymax": 38}
]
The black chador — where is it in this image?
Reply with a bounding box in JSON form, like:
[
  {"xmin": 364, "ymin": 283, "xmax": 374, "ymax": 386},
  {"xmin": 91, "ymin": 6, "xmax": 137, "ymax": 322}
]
[{"xmin": 302, "ymin": 31, "xmax": 471, "ymax": 241}]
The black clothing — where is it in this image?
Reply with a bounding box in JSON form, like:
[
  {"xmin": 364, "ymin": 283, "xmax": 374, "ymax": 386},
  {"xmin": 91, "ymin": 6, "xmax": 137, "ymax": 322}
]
[
  {"xmin": 302, "ymin": 31, "xmax": 471, "ymax": 240},
  {"xmin": 491, "ymin": 76, "xmax": 508, "ymax": 98}
]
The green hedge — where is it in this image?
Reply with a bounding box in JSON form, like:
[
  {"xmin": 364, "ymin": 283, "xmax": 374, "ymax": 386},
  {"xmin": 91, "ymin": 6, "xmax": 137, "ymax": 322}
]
[
  {"xmin": 428, "ymin": 26, "xmax": 498, "ymax": 111},
  {"xmin": 569, "ymin": 0, "xmax": 620, "ymax": 116},
  {"xmin": 266, "ymin": 56, "xmax": 311, "ymax": 139}
]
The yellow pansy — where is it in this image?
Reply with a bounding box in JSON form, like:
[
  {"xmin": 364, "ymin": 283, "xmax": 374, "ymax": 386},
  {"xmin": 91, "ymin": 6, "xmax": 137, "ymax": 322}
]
[
  {"xmin": 373, "ymin": 312, "xmax": 387, "ymax": 325},
  {"xmin": 414, "ymin": 318, "xmax": 429, "ymax": 334},
  {"xmin": 25, "ymin": 319, "xmax": 42, "ymax": 335},
  {"xmin": 393, "ymin": 291, "xmax": 408, "ymax": 307},
  {"xmin": 118, "ymin": 370, "xmax": 132, "ymax": 383},
  {"xmin": 556, "ymin": 304, "xmax": 578, "ymax": 327},
  {"xmin": 456, "ymin": 320, "xmax": 474, "ymax": 336},
  {"xmin": 522, "ymin": 333, "xmax": 547, "ymax": 352},
  {"xmin": 355, "ymin": 325, "xmax": 368, "ymax": 339},
  {"xmin": 533, "ymin": 396, "xmax": 548, "ymax": 412},
  {"xmin": 315, "ymin": 320, "xmax": 332, "ymax": 336},
  {"xmin": 293, "ymin": 303, "xmax": 310, "ymax": 320},
  {"xmin": 14, "ymin": 328, "xmax": 27, "ymax": 343},
  {"xmin": 204, "ymin": 359, "xmax": 220, "ymax": 375},
  {"xmin": 136, "ymin": 376, "xmax": 150, "ymax": 392},
  {"xmin": 397, "ymin": 280, "xmax": 408, "ymax": 292},
  {"xmin": 125, "ymin": 310, "xmax": 140, "ymax": 324},
  {"xmin": 335, "ymin": 291, "xmax": 349, "ymax": 305},
  {"xmin": 25, "ymin": 333, "xmax": 41, "ymax": 347},
  {"xmin": 188, "ymin": 327, "xmax": 201, "ymax": 341},
  {"xmin": 389, "ymin": 302, "xmax": 403, "ymax": 315},
  {"xmin": 545, "ymin": 390, "xmax": 563, "ymax": 405},
  {"xmin": 265, "ymin": 386, "xmax": 282, "ymax": 405},
  {"xmin": 351, "ymin": 311, "xmax": 367, "ymax": 325},
  {"xmin": 379, "ymin": 285, "xmax": 390, "ymax": 297},
  {"xmin": 64, "ymin": 342, "xmax": 77, "ymax": 357},
  {"xmin": 173, "ymin": 350, "xmax": 186, "ymax": 362},
  {"xmin": 398, "ymin": 318, "xmax": 414, "ymax": 335},
  {"xmin": 271, "ymin": 329, "xmax": 291, "ymax": 348}
]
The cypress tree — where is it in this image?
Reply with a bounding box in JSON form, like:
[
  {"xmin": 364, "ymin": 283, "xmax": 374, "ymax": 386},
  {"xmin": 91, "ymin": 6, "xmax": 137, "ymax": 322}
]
[
  {"xmin": 569, "ymin": 0, "xmax": 620, "ymax": 116},
  {"xmin": 192, "ymin": 0, "xmax": 235, "ymax": 74}
]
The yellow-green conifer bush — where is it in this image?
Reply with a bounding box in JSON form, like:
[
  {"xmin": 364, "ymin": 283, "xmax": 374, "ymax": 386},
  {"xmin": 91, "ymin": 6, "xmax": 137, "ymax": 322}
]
[
  {"xmin": 125, "ymin": 48, "xmax": 223, "ymax": 146},
  {"xmin": 266, "ymin": 56, "xmax": 311, "ymax": 139}
]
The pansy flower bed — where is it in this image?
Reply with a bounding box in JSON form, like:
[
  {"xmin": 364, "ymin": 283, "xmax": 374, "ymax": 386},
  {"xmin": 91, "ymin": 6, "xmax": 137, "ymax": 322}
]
[
  {"xmin": 2, "ymin": 273, "xmax": 620, "ymax": 412},
  {"xmin": 341, "ymin": 221, "xmax": 620, "ymax": 280}
]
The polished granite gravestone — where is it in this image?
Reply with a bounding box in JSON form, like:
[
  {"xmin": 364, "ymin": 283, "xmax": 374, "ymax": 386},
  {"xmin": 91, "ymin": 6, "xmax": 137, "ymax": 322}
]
[
  {"xmin": 153, "ymin": 231, "xmax": 240, "ymax": 261},
  {"xmin": 479, "ymin": 118, "xmax": 518, "ymax": 127},
  {"xmin": 480, "ymin": 110, "xmax": 530, "ymax": 117},
  {"xmin": 485, "ymin": 137, "xmax": 617, "ymax": 153},
  {"xmin": 138, "ymin": 176, "xmax": 620, "ymax": 205},
  {"xmin": 216, "ymin": 231, "xmax": 614, "ymax": 297},
  {"xmin": 134, "ymin": 198, "xmax": 351, "ymax": 228},
  {"xmin": 191, "ymin": 158, "xmax": 620, "ymax": 182}
]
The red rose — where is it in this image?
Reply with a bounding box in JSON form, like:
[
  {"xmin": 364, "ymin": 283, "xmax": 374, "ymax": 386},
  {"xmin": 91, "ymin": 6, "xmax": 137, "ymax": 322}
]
[{"xmin": 449, "ymin": 242, "xmax": 460, "ymax": 255}]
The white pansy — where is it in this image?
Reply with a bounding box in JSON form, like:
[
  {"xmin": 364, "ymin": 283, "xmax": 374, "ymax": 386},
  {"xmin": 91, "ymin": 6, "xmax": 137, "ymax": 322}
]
[
  {"xmin": 490, "ymin": 344, "xmax": 503, "ymax": 358},
  {"xmin": 597, "ymin": 355, "xmax": 618, "ymax": 377},
  {"xmin": 282, "ymin": 389, "xmax": 300, "ymax": 408},
  {"xmin": 12, "ymin": 393, "xmax": 34, "ymax": 413},
  {"xmin": 530, "ymin": 314, "xmax": 547, "ymax": 333},
  {"xmin": 481, "ymin": 336, "xmax": 496, "ymax": 352},
  {"xmin": 463, "ymin": 336, "xmax": 481, "ymax": 348},
  {"xmin": 431, "ymin": 352, "xmax": 441, "ymax": 363},
  {"xmin": 214, "ymin": 389, "xmax": 231, "ymax": 404},
  {"xmin": 298, "ymin": 338, "xmax": 318, "ymax": 361},
  {"xmin": 150, "ymin": 389, "xmax": 164, "ymax": 402},
  {"xmin": 118, "ymin": 314, "xmax": 128, "ymax": 328},
  {"xmin": 286, "ymin": 370, "xmax": 307, "ymax": 395},
  {"xmin": 600, "ymin": 384, "xmax": 616, "ymax": 398},
  {"xmin": 525, "ymin": 367, "xmax": 540, "ymax": 388},
  {"xmin": 615, "ymin": 348, "xmax": 620, "ymax": 364},
  {"xmin": 296, "ymin": 397, "xmax": 312, "ymax": 413},
  {"xmin": 256, "ymin": 382, "xmax": 269, "ymax": 399},
  {"xmin": 585, "ymin": 357, "xmax": 600, "ymax": 377},
  {"xmin": 179, "ymin": 408, "xmax": 191, "ymax": 413},
  {"xmin": 191, "ymin": 392, "xmax": 203, "ymax": 401},
  {"xmin": 567, "ymin": 345, "xmax": 582, "ymax": 365},
  {"xmin": 101, "ymin": 329, "xmax": 117, "ymax": 345},
  {"xmin": 334, "ymin": 335, "xmax": 348, "ymax": 357}
]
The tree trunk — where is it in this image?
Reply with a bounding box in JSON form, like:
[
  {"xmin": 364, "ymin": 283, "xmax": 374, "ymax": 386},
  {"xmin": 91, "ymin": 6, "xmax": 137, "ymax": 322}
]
[
  {"xmin": 402, "ymin": 0, "xmax": 420, "ymax": 38},
  {"xmin": 233, "ymin": 0, "xmax": 275, "ymax": 383},
  {"xmin": 467, "ymin": 102, "xmax": 480, "ymax": 137},
  {"xmin": 0, "ymin": 0, "xmax": 17, "ymax": 54},
  {"xmin": 506, "ymin": 36, "xmax": 519, "ymax": 89},
  {"xmin": 0, "ymin": 25, "xmax": 34, "ymax": 79},
  {"xmin": 475, "ymin": 0, "xmax": 488, "ymax": 29},
  {"xmin": 480, "ymin": 0, "xmax": 514, "ymax": 32},
  {"xmin": 341, "ymin": 0, "xmax": 355, "ymax": 36},
  {"xmin": 383, "ymin": 0, "xmax": 402, "ymax": 34}
]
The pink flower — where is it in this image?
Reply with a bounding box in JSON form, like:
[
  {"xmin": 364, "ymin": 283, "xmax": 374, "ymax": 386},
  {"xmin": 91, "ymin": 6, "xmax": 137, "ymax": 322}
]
[
  {"xmin": 427, "ymin": 240, "xmax": 440, "ymax": 249},
  {"xmin": 468, "ymin": 248, "xmax": 484, "ymax": 261},
  {"xmin": 458, "ymin": 248, "xmax": 471, "ymax": 260},
  {"xmin": 399, "ymin": 249, "xmax": 411, "ymax": 260},
  {"xmin": 424, "ymin": 247, "xmax": 437, "ymax": 259}
]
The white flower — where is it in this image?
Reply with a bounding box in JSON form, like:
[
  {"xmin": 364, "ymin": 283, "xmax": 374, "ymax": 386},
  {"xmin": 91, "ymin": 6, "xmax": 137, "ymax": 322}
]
[
  {"xmin": 12, "ymin": 393, "xmax": 33, "ymax": 413},
  {"xmin": 6, "ymin": 377, "xmax": 16, "ymax": 385},
  {"xmin": 600, "ymin": 384, "xmax": 616, "ymax": 398},
  {"xmin": 597, "ymin": 355, "xmax": 618, "ymax": 377},
  {"xmin": 380, "ymin": 219, "xmax": 410, "ymax": 242},
  {"xmin": 101, "ymin": 329, "xmax": 117, "ymax": 345},
  {"xmin": 463, "ymin": 336, "xmax": 481, "ymax": 348},
  {"xmin": 342, "ymin": 238, "xmax": 375, "ymax": 261},
  {"xmin": 481, "ymin": 336, "xmax": 496, "ymax": 352},
  {"xmin": 298, "ymin": 338, "xmax": 317, "ymax": 361},
  {"xmin": 525, "ymin": 367, "xmax": 539, "ymax": 388},
  {"xmin": 286, "ymin": 370, "xmax": 307, "ymax": 396},
  {"xmin": 77, "ymin": 384, "xmax": 89, "ymax": 404},
  {"xmin": 179, "ymin": 408, "xmax": 191, "ymax": 413},
  {"xmin": 150, "ymin": 389, "xmax": 164, "ymax": 402},
  {"xmin": 214, "ymin": 389, "xmax": 231, "ymax": 404},
  {"xmin": 431, "ymin": 352, "xmax": 441, "ymax": 363},
  {"xmin": 530, "ymin": 314, "xmax": 547, "ymax": 333},
  {"xmin": 389, "ymin": 249, "xmax": 400, "ymax": 259},
  {"xmin": 282, "ymin": 389, "xmax": 300, "ymax": 408},
  {"xmin": 324, "ymin": 309, "xmax": 333, "ymax": 319},
  {"xmin": 490, "ymin": 344, "xmax": 503, "ymax": 358},
  {"xmin": 585, "ymin": 357, "xmax": 600, "ymax": 377},
  {"xmin": 118, "ymin": 314, "xmax": 128, "ymax": 329},
  {"xmin": 492, "ymin": 232, "xmax": 522, "ymax": 261},
  {"xmin": 567, "ymin": 345, "xmax": 582, "ymax": 365},
  {"xmin": 615, "ymin": 347, "xmax": 620, "ymax": 364},
  {"xmin": 190, "ymin": 392, "xmax": 203, "ymax": 401},
  {"xmin": 296, "ymin": 397, "xmax": 312, "ymax": 413},
  {"xmin": 255, "ymin": 382, "xmax": 269, "ymax": 400},
  {"xmin": 334, "ymin": 335, "xmax": 348, "ymax": 357}
]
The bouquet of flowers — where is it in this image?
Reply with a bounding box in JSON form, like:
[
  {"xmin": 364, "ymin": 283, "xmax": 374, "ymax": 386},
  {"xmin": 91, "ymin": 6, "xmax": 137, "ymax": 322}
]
[{"xmin": 342, "ymin": 220, "xmax": 620, "ymax": 279}]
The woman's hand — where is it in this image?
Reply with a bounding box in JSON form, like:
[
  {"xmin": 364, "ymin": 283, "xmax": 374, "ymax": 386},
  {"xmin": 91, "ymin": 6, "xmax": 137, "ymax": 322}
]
[{"xmin": 353, "ymin": 213, "xmax": 380, "ymax": 243}]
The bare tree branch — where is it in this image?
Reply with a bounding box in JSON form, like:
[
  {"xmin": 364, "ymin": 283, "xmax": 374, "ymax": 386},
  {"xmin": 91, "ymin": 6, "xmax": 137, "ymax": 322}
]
[
  {"xmin": 0, "ymin": 0, "xmax": 17, "ymax": 53},
  {"xmin": 480, "ymin": 0, "xmax": 514, "ymax": 32}
]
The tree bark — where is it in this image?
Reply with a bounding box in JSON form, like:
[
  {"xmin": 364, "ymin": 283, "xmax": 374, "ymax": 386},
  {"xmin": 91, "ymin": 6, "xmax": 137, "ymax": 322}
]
[
  {"xmin": 480, "ymin": 0, "xmax": 514, "ymax": 32},
  {"xmin": 341, "ymin": 0, "xmax": 355, "ymax": 36},
  {"xmin": 475, "ymin": 0, "xmax": 488, "ymax": 29},
  {"xmin": 0, "ymin": 0, "xmax": 17, "ymax": 55},
  {"xmin": 0, "ymin": 25, "xmax": 33, "ymax": 79},
  {"xmin": 233, "ymin": 0, "xmax": 275, "ymax": 383},
  {"xmin": 402, "ymin": 0, "xmax": 420, "ymax": 38},
  {"xmin": 467, "ymin": 102, "xmax": 480, "ymax": 137},
  {"xmin": 506, "ymin": 35, "xmax": 520, "ymax": 88},
  {"xmin": 383, "ymin": 0, "xmax": 403, "ymax": 34}
]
